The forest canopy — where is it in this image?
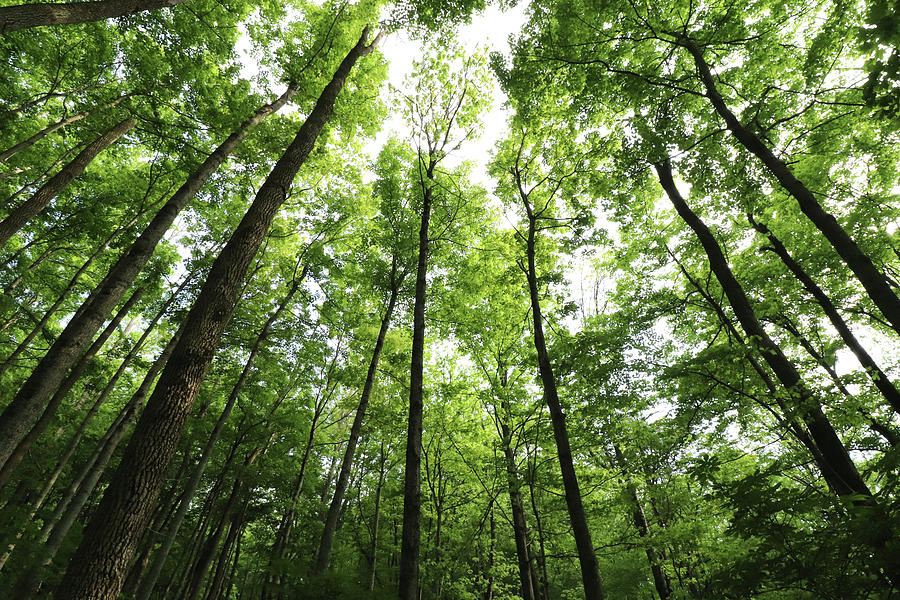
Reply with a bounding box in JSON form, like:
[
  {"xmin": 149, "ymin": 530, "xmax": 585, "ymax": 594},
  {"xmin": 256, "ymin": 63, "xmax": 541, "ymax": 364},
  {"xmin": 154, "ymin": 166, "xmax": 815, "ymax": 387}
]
[{"xmin": 0, "ymin": 0, "xmax": 899, "ymax": 599}]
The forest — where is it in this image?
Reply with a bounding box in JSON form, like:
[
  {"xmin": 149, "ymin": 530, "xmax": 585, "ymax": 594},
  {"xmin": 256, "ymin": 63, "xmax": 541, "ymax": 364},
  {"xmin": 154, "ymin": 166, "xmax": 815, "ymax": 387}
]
[{"xmin": 0, "ymin": 0, "xmax": 898, "ymax": 598}]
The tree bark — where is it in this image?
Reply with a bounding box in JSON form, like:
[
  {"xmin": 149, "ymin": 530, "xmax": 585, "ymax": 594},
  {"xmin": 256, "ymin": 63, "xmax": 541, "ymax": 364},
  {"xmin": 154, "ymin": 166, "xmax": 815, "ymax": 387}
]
[
  {"xmin": 682, "ymin": 39, "xmax": 900, "ymax": 336},
  {"xmin": 747, "ymin": 214, "xmax": 900, "ymax": 415},
  {"xmin": 399, "ymin": 158, "xmax": 435, "ymax": 600},
  {"xmin": 315, "ymin": 263, "xmax": 403, "ymax": 574},
  {"xmin": 0, "ymin": 94, "xmax": 129, "ymax": 165},
  {"xmin": 655, "ymin": 159, "xmax": 900, "ymax": 582},
  {"xmin": 0, "ymin": 84, "xmax": 299, "ymax": 475},
  {"xmin": 0, "ymin": 287, "xmax": 143, "ymax": 490},
  {"xmin": 519, "ymin": 187, "xmax": 605, "ymax": 599},
  {"xmin": 52, "ymin": 29, "xmax": 380, "ymax": 600},
  {"xmin": 134, "ymin": 278, "xmax": 301, "ymax": 600},
  {"xmin": 0, "ymin": 0, "xmax": 187, "ymax": 32},
  {"xmin": 0, "ymin": 116, "xmax": 134, "ymax": 247}
]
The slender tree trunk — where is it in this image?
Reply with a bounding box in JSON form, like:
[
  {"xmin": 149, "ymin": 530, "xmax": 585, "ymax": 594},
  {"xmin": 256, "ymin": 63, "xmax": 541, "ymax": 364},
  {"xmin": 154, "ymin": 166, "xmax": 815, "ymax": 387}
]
[
  {"xmin": 497, "ymin": 401, "xmax": 537, "ymax": 600},
  {"xmin": 135, "ymin": 280, "xmax": 301, "ymax": 600},
  {"xmin": 0, "ymin": 84, "xmax": 300, "ymax": 472},
  {"xmin": 0, "ymin": 287, "xmax": 143, "ymax": 489},
  {"xmin": 614, "ymin": 445, "xmax": 671, "ymax": 600},
  {"xmin": 747, "ymin": 214, "xmax": 900, "ymax": 415},
  {"xmin": 399, "ymin": 159, "xmax": 435, "ymax": 600},
  {"xmin": 520, "ymin": 195, "xmax": 604, "ymax": 599},
  {"xmin": 0, "ymin": 95, "xmax": 129, "ymax": 165},
  {"xmin": 682, "ymin": 39, "xmax": 900, "ymax": 336},
  {"xmin": 315, "ymin": 264, "xmax": 403, "ymax": 573},
  {"xmin": 655, "ymin": 159, "xmax": 900, "ymax": 583},
  {"xmin": 0, "ymin": 0, "xmax": 187, "ymax": 32},
  {"xmin": 0, "ymin": 117, "xmax": 134, "ymax": 246},
  {"xmin": 52, "ymin": 31, "xmax": 380, "ymax": 600},
  {"xmin": 485, "ymin": 499, "xmax": 495, "ymax": 600},
  {"xmin": 369, "ymin": 441, "xmax": 386, "ymax": 592}
]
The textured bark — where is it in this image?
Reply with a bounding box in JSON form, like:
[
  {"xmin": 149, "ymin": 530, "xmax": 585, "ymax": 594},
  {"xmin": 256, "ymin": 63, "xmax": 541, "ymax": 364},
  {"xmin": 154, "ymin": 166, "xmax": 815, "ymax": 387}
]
[
  {"xmin": 0, "ymin": 95, "xmax": 129, "ymax": 165},
  {"xmin": 656, "ymin": 159, "xmax": 900, "ymax": 582},
  {"xmin": 0, "ymin": 287, "xmax": 143, "ymax": 491},
  {"xmin": 0, "ymin": 0, "xmax": 187, "ymax": 32},
  {"xmin": 683, "ymin": 39, "xmax": 900, "ymax": 336},
  {"xmin": 399, "ymin": 162, "xmax": 435, "ymax": 600},
  {"xmin": 0, "ymin": 117, "xmax": 134, "ymax": 246},
  {"xmin": 135, "ymin": 280, "xmax": 301, "ymax": 600},
  {"xmin": 748, "ymin": 215, "xmax": 900, "ymax": 415},
  {"xmin": 519, "ymin": 185, "xmax": 604, "ymax": 599},
  {"xmin": 368, "ymin": 442, "xmax": 386, "ymax": 591},
  {"xmin": 315, "ymin": 264, "xmax": 403, "ymax": 574},
  {"xmin": 0, "ymin": 84, "xmax": 298, "ymax": 477},
  {"xmin": 52, "ymin": 30, "xmax": 380, "ymax": 600}
]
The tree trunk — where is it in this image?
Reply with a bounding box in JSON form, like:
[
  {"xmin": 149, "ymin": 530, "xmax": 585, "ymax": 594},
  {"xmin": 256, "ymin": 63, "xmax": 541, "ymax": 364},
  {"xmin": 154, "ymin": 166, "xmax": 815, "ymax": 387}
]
[
  {"xmin": 315, "ymin": 263, "xmax": 403, "ymax": 573},
  {"xmin": 614, "ymin": 445, "xmax": 671, "ymax": 600},
  {"xmin": 0, "ymin": 94, "xmax": 129, "ymax": 165},
  {"xmin": 369, "ymin": 441, "xmax": 386, "ymax": 592},
  {"xmin": 399, "ymin": 158, "xmax": 435, "ymax": 600},
  {"xmin": 0, "ymin": 0, "xmax": 187, "ymax": 32},
  {"xmin": 52, "ymin": 30, "xmax": 380, "ymax": 600},
  {"xmin": 135, "ymin": 279, "xmax": 301, "ymax": 600},
  {"xmin": 682, "ymin": 39, "xmax": 900, "ymax": 336},
  {"xmin": 0, "ymin": 117, "xmax": 134, "ymax": 246},
  {"xmin": 0, "ymin": 287, "xmax": 143, "ymax": 490},
  {"xmin": 521, "ymin": 195, "xmax": 605, "ymax": 599},
  {"xmin": 747, "ymin": 214, "xmax": 900, "ymax": 415},
  {"xmin": 0, "ymin": 84, "xmax": 299, "ymax": 475},
  {"xmin": 655, "ymin": 159, "xmax": 900, "ymax": 583}
]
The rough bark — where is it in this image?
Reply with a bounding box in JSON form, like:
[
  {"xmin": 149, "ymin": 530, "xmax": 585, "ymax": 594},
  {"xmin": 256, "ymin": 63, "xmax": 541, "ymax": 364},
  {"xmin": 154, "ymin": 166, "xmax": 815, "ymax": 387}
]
[
  {"xmin": 314, "ymin": 263, "xmax": 403, "ymax": 574},
  {"xmin": 134, "ymin": 279, "xmax": 301, "ymax": 600},
  {"xmin": 0, "ymin": 0, "xmax": 187, "ymax": 32},
  {"xmin": 0, "ymin": 116, "xmax": 134, "ymax": 247},
  {"xmin": 748, "ymin": 214, "xmax": 900, "ymax": 415},
  {"xmin": 52, "ymin": 30, "xmax": 380, "ymax": 600},
  {"xmin": 0, "ymin": 85, "xmax": 299, "ymax": 478},
  {"xmin": 682, "ymin": 39, "xmax": 900, "ymax": 336}
]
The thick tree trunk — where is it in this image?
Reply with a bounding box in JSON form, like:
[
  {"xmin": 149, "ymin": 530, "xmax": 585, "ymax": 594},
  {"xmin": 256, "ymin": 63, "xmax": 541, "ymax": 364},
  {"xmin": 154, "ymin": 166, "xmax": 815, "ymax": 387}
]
[
  {"xmin": 0, "ymin": 95, "xmax": 129, "ymax": 165},
  {"xmin": 683, "ymin": 40, "xmax": 900, "ymax": 336},
  {"xmin": 399, "ymin": 162, "xmax": 435, "ymax": 600},
  {"xmin": 521, "ymin": 197, "xmax": 605, "ymax": 599},
  {"xmin": 748, "ymin": 214, "xmax": 900, "ymax": 415},
  {"xmin": 315, "ymin": 265, "xmax": 403, "ymax": 573},
  {"xmin": 52, "ymin": 31, "xmax": 380, "ymax": 600},
  {"xmin": 0, "ymin": 117, "xmax": 134, "ymax": 247},
  {"xmin": 0, "ymin": 0, "xmax": 187, "ymax": 32},
  {"xmin": 655, "ymin": 159, "xmax": 900, "ymax": 583},
  {"xmin": 0, "ymin": 84, "xmax": 299, "ymax": 475},
  {"xmin": 135, "ymin": 280, "xmax": 301, "ymax": 600},
  {"xmin": 0, "ymin": 287, "xmax": 143, "ymax": 490}
]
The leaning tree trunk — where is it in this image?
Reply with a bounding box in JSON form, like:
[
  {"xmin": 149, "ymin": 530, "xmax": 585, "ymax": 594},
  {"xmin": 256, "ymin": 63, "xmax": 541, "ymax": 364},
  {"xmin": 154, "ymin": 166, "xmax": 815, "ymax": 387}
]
[
  {"xmin": 52, "ymin": 28, "xmax": 381, "ymax": 600},
  {"xmin": 134, "ymin": 278, "xmax": 302, "ymax": 600},
  {"xmin": 0, "ymin": 84, "xmax": 299, "ymax": 478},
  {"xmin": 682, "ymin": 39, "xmax": 900, "ymax": 336},
  {"xmin": 0, "ymin": 94, "xmax": 129, "ymax": 165},
  {"xmin": 0, "ymin": 287, "xmax": 143, "ymax": 490},
  {"xmin": 399, "ymin": 159, "xmax": 435, "ymax": 600},
  {"xmin": 655, "ymin": 158, "xmax": 899, "ymax": 583},
  {"xmin": 747, "ymin": 214, "xmax": 900, "ymax": 415},
  {"xmin": 522, "ymin": 204, "xmax": 605, "ymax": 600},
  {"xmin": 315, "ymin": 262, "xmax": 403, "ymax": 574},
  {"xmin": 0, "ymin": 0, "xmax": 187, "ymax": 32},
  {"xmin": 0, "ymin": 116, "xmax": 134, "ymax": 247}
]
